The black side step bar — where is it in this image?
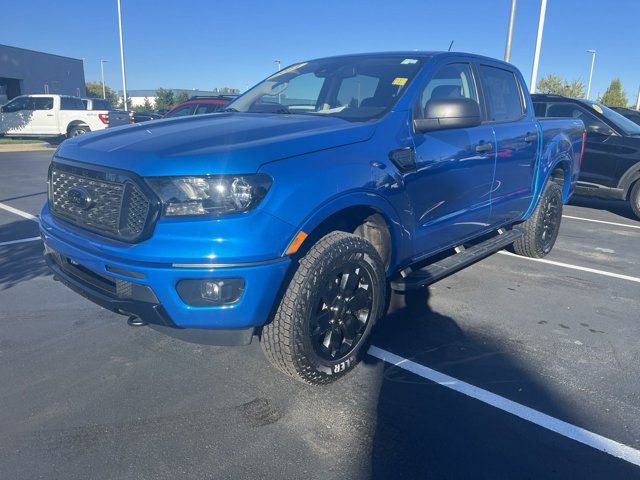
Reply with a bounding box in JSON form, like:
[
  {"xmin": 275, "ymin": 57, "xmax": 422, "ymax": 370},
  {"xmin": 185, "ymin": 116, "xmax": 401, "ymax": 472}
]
[{"xmin": 391, "ymin": 228, "xmax": 523, "ymax": 292}]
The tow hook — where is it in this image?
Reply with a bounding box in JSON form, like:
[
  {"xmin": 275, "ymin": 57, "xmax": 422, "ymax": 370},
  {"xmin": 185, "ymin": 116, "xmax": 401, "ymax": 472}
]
[{"xmin": 127, "ymin": 315, "xmax": 147, "ymax": 327}]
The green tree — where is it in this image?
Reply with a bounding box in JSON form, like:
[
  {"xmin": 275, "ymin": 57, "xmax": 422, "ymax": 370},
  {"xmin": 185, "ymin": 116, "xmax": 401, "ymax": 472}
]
[
  {"xmin": 537, "ymin": 74, "xmax": 585, "ymax": 98},
  {"xmin": 175, "ymin": 91, "xmax": 190, "ymax": 104},
  {"xmin": 154, "ymin": 88, "xmax": 175, "ymax": 111},
  {"xmin": 141, "ymin": 97, "xmax": 154, "ymax": 112},
  {"xmin": 117, "ymin": 96, "xmax": 132, "ymax": 110},
  {"xmin": 599, "ymin": 78, "xmax": 628, "ymax": 107},
  {"xmin": 85, "ymin": 81, "xmax": 118, "ymax": 106}
]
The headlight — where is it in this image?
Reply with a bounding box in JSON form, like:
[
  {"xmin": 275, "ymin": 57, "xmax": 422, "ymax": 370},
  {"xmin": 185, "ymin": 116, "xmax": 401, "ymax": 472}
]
[{"xmin": 146, "ymin": 174, "xmax": 272, "ymax": 217}]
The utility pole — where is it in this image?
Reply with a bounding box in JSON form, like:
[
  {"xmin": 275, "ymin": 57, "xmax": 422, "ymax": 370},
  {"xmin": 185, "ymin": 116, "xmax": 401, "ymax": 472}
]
[
  {"xmin": 100, "ymin": 60, "xmax": 108, "ymax": 99},
  {"xmin": 504, "ymin": 0, "xmax": 517, "ymax": 62},
  {"xmin": 117, "ymin": 0, "xmax": 128, "ymax": 111},
  {"xmin": 529, "ymin": 0, "xmax": 547, "ymax": 94},
  {"xmin": 635, "ymin": 85, "xmax": 640, "ymax": 110},
  {"xmin": 586, "ymin": 50, "xmax": 596, "ymax": 100}
]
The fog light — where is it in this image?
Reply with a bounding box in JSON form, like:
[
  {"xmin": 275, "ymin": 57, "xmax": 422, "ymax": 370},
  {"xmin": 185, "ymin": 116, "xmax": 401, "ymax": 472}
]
[{"xmin": 177, "ymin": 278, "xmax": 244, "ymax": 306}]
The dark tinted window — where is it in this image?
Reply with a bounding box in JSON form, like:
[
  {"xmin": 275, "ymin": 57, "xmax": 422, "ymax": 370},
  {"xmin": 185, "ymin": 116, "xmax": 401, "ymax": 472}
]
[
  {"xmin": 3, "ymin": 96, "xmax": 28, "ymax": 112},
  {"xmin": 479, "ymin": 65, "xmax": 523, "ymax": 122},
  {"xmin": 194, "ymin": 103, "xmax": 224, "ymax": 115},
  {"xmin": 165, "ymin": 104, "xmax": 196, "ymax": 118},
  {"xmin": 91, "ymin": 99, "xmax": 111, "ymax": 110},
  {"xmin": 30, "ymin": 97, "xmax": 54, "ymax": 110},
  {"xmin": 544, "ymin": 102, "xmax": 613, "ymax": 135},
  {"xmin": 533, "ymin": 102, "xmax": 546, "ymax": 117},
  {"xmin": 60, "ymin": 97, "xmax": 85, "ymax": 110}
]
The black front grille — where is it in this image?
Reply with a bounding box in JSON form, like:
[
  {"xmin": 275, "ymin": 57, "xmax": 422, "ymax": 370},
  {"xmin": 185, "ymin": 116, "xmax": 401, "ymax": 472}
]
[{"xmin": 49, "ymin": 162, "xmax": 155, "ymax": 242}]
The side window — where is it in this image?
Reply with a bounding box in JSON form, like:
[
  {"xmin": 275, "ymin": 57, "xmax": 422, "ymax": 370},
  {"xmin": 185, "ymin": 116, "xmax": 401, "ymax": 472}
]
[
  {"xmin": 418, "ymin": 63, "xmax": 477, "ymax": 117},
  {"xmin": 3, "ymin": 97, "xmax": 29, "ymax": 112},
  {"xmin": 60, "ymin": 97, "xmax": 85, "ymax": 110},
  {"xmin": 337, "ymin": 74, "xmax": 380, "ymax": 108},
  {"xmin": 533, "ymin": 102, "xmax": 547, "ymax": 117},
  {"xmin": 165, "ymin": 105, "xmax": 195, "ymax": 117},
  {"xmin": 30, "ymin": 97, "xmax": 54, "ymax": 110},
  {"xmin": 478, "ymin": 65, "xmax": 524, "ymax": 122},
  {"xmin": 545, "ymin": 102, "xmax": 612, "ymax": 135}
]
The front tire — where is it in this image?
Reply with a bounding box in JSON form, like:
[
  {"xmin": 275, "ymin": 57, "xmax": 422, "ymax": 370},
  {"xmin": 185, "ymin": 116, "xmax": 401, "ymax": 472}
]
[
  {"xmin": 261, "ymin": 231, "xmax": 386, "ymax": 385},
  {"xmin": 630, "ymin": 181, "xmax": 640, "ymax": 220},
  {"xmin": 512, "ymin": 181, "xmax": 563, "ymax": 258}
]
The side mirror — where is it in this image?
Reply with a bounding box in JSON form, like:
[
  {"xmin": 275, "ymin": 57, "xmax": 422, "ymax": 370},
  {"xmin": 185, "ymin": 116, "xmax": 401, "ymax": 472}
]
[
  {"xmin": 586, "ymin": 123, "xmax": 614, "ymax": 137},
  {"xmin": 414, "ymin": 97, "xmax": 481, "ymax": 133}
]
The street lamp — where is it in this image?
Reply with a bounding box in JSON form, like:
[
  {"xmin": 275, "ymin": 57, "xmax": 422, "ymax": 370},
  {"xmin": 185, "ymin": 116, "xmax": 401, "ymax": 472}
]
[
  {"xmin": 586, "ymin": 49, "xmax": 596, "ymax": 100},
  {"xmin": 529, "ymin": 0, "xmax": 548, "ymax": 94},
  {"xmin": 274, "ymin": 60, "xmax": 281, "ymax": 71},
  {"xmin": 116, "ymin": 0, "xmax": 128, "ymax": 111},
  {"xmin": 100, "ymin": 60, "xmax": 109, "ymax": 99},
  {"xmin": 504, "ymin": 0, "xmax": 517, "ymax": 62}
]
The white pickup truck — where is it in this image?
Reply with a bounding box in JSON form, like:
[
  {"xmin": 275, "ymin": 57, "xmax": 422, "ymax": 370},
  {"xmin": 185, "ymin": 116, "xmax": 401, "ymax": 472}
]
[{"xmin": 0, "ymin": 94, "xmax": 129, "ymax": 139}]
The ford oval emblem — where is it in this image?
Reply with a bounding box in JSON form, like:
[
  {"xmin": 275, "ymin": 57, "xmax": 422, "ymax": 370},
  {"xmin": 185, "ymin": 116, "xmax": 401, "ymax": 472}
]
[{"xmin": 67, "ymin": 187, "xmax": 93, "ymax": 210}]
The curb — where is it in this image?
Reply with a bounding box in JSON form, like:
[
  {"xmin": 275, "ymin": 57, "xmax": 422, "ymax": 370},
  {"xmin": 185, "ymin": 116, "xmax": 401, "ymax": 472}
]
[{"xmin": 0, "ymin": 142, "xmax": 56, "ymax": 152}]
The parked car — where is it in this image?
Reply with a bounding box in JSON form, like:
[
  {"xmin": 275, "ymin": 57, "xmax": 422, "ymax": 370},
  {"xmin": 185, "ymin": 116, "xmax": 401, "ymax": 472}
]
[
  {"xmin": 131, "ymin": 111, "xmax": 162, "ymax": 123},
  {"xmin": 534, "ymin": 94, "xmax": 640, "ymax": 218},
  {"xmin": 81, "ymin": 98, "xmax": 130, "ymax": 128},
  {"xmin": 41, "ymin": 52, "xmax": 583, "ymax": 385},
  {"xmin": 163, "ymin": 95, "xmax": 237, "ymax": 118},
  {"xmin": 611, "ymin": 106, "xmax": 640, "ymax": 126},
  {"xmin": 0, "ymin": 94, "xmax": 119, "ymax": 138}
]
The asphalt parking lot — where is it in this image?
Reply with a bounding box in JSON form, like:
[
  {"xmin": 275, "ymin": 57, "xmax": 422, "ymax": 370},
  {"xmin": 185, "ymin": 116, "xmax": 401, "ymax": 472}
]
[{"xmin": 1, "ymin": 150, "xmax": 639, "ymax": 479}]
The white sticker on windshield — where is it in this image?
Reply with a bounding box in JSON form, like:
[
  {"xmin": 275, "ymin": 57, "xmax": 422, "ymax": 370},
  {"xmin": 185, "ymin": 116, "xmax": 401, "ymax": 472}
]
[{"xmin": 401, "ymin": 58, "xmax": 418, "ymax": 64}]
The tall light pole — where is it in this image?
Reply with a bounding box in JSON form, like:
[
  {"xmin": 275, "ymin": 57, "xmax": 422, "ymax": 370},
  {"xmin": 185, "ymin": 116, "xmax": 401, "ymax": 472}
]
[
  {"xmin": 274, "ymin": 60, "xmax": 281, "ymax": 71},
  {"xmin": 636, "ymin": 84, "xmax": 640, "ymax": 111},
  {"xmin": 586, "ymin": 49, "xmax": 596, "ymax": 100},
  {"xmin": 100, "ymin": 60, "xmax": 108, "ymax": 99},
  {"xmin": 116, "ymin": 0, "xmax": 128, "ymax": 111},
  {"xmin": 504, "ymin": 0, "xmax": 517, "ymax": 62},
  {"xmin": 529, "ymin": 0, "xmax": 547, "ymax": 94}
]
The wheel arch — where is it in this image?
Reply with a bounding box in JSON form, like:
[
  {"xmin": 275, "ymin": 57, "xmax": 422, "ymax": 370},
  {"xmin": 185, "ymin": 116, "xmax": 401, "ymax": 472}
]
[{"xmin": 66, "ymin": 121, "xmax": 90, "ymax": 136}]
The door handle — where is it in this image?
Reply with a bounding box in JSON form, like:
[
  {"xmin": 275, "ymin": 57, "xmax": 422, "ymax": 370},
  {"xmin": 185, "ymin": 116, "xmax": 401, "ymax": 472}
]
[
  {"xmin": 475, "ymin": 142, "xmax": 493, "ymax": 153},
  {"xmin": 46, "ymin": 114, "xmax": 54, "ymax": 117},
  {"xmin": 524, "ymin": 133, "xmax": 537, "ymax": 143}
]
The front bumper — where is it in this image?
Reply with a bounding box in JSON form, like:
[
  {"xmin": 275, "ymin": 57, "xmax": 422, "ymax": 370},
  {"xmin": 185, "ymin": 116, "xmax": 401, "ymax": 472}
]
[{"xmin": 40, "ymin": 216, "xmax": 291, "ymax": 346}]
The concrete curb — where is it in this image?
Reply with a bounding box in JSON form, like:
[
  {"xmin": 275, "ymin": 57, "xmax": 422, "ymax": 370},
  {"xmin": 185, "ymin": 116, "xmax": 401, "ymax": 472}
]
[{"xmin": 0, "ymin": 142, "xmax": 56, "ymax": 152}]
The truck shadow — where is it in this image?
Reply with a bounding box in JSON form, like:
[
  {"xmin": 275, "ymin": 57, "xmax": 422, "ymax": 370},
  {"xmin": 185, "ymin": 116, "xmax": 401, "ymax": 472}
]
[
  {"xmin": 0, "ymin": 219, "xmax": 48, "ymax": 291},
  {"xmin": 569, "ymin": 195, "xmax": 638, "ymax": 222},
  {"xmin": 366, "ymin": 288, "xmax": 639, "ymax": 479}
]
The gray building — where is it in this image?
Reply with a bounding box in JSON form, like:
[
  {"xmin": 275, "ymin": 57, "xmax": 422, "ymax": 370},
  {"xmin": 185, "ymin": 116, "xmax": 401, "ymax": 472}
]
[{"xmin": 0, "ymin": 44, "xmax": 86, "ymax": 104}]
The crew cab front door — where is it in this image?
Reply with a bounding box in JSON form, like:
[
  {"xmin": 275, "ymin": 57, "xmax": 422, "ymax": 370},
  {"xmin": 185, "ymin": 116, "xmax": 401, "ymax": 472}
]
[
  {"xmin": 407, "ymin": 62, "xmax": 496, "ymax": 258},
  {"xmin": 0, "ymin": 96, "xmax": 32, "ymax": 135}
]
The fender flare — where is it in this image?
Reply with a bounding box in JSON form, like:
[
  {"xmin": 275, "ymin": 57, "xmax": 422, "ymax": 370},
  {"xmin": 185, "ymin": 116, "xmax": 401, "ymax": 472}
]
[{"xmin": 618, "ymin": 163, "xmax": 640, "ymax": 198}]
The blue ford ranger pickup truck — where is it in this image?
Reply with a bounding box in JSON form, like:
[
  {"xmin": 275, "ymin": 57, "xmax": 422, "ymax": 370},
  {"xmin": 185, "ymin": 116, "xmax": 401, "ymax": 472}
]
[{"xmin": 41, "ymin": 52, "xmax": 584, "ymax": 384}]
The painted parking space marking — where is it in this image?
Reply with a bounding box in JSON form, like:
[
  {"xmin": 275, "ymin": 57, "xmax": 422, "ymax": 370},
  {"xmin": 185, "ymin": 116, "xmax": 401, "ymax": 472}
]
[
  {"xmin": 563, "ymin": 215, "xmax": 640, "ymax": 230},
  {"xmin": 498, "ymin": 250, "xmax": 640, "ymax": 284},
  {"xmin": 368, "ymin": 345, "xmax": 640, "ymax": 467},
  {"xmin": 0, "ymin": 236, "xmax": 42, "ymax": 247},
  {"xmin": 0, "ymin": 202, "xmax": 39, "ymax": 222}
]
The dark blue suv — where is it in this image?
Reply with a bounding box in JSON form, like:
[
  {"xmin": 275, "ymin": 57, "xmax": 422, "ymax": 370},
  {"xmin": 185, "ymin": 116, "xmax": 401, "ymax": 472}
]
[{"xmin": 42, "ymin": 52, "xmax": 584, "ymax": 384}]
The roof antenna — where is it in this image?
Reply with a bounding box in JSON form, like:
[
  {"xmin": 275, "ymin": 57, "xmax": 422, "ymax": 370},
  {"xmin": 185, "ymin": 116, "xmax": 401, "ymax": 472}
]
[{"xmin": 448, "ymin": 40, "xmax": 454, "ymax": 52}]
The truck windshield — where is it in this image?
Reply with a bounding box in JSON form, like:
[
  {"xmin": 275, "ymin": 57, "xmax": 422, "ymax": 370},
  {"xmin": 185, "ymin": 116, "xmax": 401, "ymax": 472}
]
[
  {"xmin": 227, "ymin": 55, "xmax": 428, "ymax": 121},
  {"xmin": 593, "ymin": 102, "xmax": 640, "ymax": 136}
]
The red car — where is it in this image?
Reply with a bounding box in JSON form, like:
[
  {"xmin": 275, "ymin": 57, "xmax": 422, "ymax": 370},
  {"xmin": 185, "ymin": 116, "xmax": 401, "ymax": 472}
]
[{"xmin": 163, "ymin": 95, "xmax": 237, "ymax": 118}]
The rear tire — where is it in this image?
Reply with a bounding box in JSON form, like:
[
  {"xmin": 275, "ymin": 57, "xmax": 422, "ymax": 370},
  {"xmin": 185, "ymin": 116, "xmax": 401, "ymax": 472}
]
[
  {"xmin": 68, "ymin": 125, "xmax": 90, "ymax": 138},
  {"xmin": 261, "ymin": 231, "xmax": 386, "ymax": 385},
  {"xmin": 630, "ymin": 181, "xmax": 640, "ymax": 220},
  {"xmin": 512, "ymin": 181, "xmax": 563, "ymax": 258}
]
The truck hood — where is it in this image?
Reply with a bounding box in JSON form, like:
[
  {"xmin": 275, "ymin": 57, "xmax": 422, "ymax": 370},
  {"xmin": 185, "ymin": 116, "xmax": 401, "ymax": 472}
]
[{"xmin": 55, "ymin": 113, "xmax": 376, "ymax": 176}]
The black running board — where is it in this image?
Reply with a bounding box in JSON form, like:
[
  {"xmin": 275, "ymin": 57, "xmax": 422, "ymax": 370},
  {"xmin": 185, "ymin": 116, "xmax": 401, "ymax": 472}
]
[{"xmin": 391, "ymin": 228, "xmax": 523, "ymax": 291}]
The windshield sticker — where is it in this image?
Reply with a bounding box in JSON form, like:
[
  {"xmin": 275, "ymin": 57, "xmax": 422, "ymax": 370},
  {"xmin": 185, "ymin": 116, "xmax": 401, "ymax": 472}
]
[
  {"xmin": 401, "ymin": 58, "xmax": 418, "ymax": 64},
  {"xmin": 392, "ymin": 77, "xmax": 408, "ymax": 86},
  {"xmin": 592, "ymin": 104, "xmax": 604, "ymax": 114}
]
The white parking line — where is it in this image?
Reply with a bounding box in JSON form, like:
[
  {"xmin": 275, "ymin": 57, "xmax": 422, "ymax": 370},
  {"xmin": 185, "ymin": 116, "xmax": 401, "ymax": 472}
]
[
  {"xmin": 368, "ymin": 345, "xmax": 640, "ymax": 467},
  {"xmin": 0, "ymin": 236, "xmax": 41, "ymax": 247},
  {"xmin": 563, "ymin": 215, "xmax": 640, "ymax": 230},
  {"xmin": 0, "ymin": 202, "xmax": 38, "ymax": 222},
  {"xmin": 498, "ymin": 250, "xmax": 640, "ymax": 284}
]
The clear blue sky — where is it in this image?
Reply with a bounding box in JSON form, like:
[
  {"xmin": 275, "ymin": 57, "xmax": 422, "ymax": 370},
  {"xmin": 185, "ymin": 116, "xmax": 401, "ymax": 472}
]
[{"xmin": 3, "ymin": 0, "xmax": 639, "ymax": 102}]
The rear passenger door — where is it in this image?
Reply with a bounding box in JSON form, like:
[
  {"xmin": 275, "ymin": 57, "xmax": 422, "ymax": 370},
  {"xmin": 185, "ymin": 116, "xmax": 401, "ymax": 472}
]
[
  {"xmin": 28, "ymin": 97, "xmax": 57, "ymax": 135},
  {"xmin": 477, "ymin": 64, "xmax": 538, "ymax": 225}
]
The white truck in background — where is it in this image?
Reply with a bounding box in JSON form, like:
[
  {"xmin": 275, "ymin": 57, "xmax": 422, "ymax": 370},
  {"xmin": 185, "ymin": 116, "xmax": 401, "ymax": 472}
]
[{"xmin": 0, "ymin": 94, "xmax": 129, "ymax": 139}]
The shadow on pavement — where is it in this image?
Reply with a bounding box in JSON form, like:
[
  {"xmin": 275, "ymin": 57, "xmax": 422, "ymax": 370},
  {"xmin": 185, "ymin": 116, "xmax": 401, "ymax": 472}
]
[
  {"xmin": 569, "ymin": 195, "xmax": 638, "ymax": 222},
  {"xmin": 0, "ymin": 220, "xmax": 48, "ymax": 290},
  {"xmin": 367, "ymin": 288, "xmax": 640, "ymax": 479}
]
